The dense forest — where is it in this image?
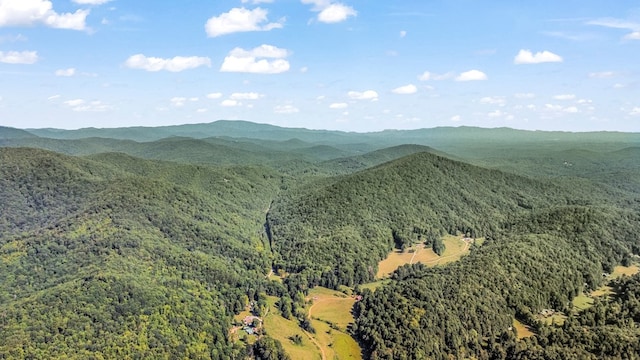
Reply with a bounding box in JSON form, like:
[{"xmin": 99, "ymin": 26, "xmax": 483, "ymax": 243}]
[{"xmin": 1, "ymin": 121, "xmax": 639, "ymax": 359}]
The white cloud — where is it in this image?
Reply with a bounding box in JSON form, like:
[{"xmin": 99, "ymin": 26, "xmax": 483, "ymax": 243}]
[
  {"xmin": 479, "ymin": 96, "xmax": 506, "ymax": 105},
  {"xmin": 392, "ymin": 84, "xmax": 417, "ymax": 95},
  {"xmin": 450, "ymin": 115, "xmax": 461, "ymax": 122},
  {"xmin": 230, "ymin": 92, "xmax": 264, "ymax": 100},
  {"xmin": 47, "ymin": 94, "xmax": 61, "ymax": 101},
  {"xmin": 587, "ymin": 18, "xmax": 640, "ymax": 40},
  {"xmin": 196, "ymin": 108, "xmax": 208, "ymax": 113},
  {"xmin": 0, "ymin": 0, "xmax": 89, "ymax": 31},
  {"xmin": 274, "ymin": 105, "xmax": 299, "ymax": 114},
  {"xmin": 554, "ymin": 94, "xmax": 576, "ymax": 100},
  {"xmin": 455, "ymin": 70, "xmax": 487, "ymax": 81},
  {"xmin": 55, "ymin": 68, "xmax": 76, "ymax": 77},
  {"xmin": 514, "ymin": 49, "xmax": 563, "ymax": 64},
  {"xmin": 588, "ymin": 71, "xmax": 615, "ymax": 78},
  {"xmin": 63, "ymin": 98, "xmax": 111, "ymax": 112},
  {"xmin": 329, "ymin": 102, "xmax": 348, "ymax": 109},
  {"xmin": 625, "ymin": 32, "xmax": 640, "ymax": 40},
  {"xmin": 487, "ymin": 110, "xmax": 505, "ymax": 118},
  {"xmin": 230, "ymin": 44, "xmax": 289, "ymax": 59},
  {"xmin": 206, "ymin": 92, "xmax": 223, "ymax": 99},
  {"xmin": 170, "ymin": 97, "xmax": 187, "ymax": 107},
  {"xmin": 302, "ymin": 0, "xmax": 357, "ymax": 24},
  {"xmin": 205, "ymin": 7, "xmax": 283, "ymax": 37},
  {"xmin": 400, "ymin": 30, "xmax": 407, "ymax": 38},
  {"xmin": 241, "ymin": 0, "xmax": 274, "ymax": 3},
  {"xmin": 125, "ymin": 54, "xmax": 211, "ymax": 72},
  {"xmin": 221, "ymin": 99, "xmax": 242, "ymax": 107},
  {"xmin": 72, "ymin": 0, "xmax": 111, "ymax": 4},
  {"xmin": 564, "ymin": 106, "xmax": 579, "ymax": 113},
  {"xmin": 300, "ymin": 66, "xmax": 308, "ymax": 73},
  {"xmin": 0, "ymin": 50, "xmax": 38, "ymax": 64},
  {"xmin": 514, "ymin": 93, "xmax": 536, "ymax": 99},
  {"xmin": 220, "ymin": 44, "xmax": 290, "ymax": 74},
  {"xmin": 630, "ymin": 107, "xmax": 640, "ymax": 116},
  {"xmin": 418, "ymin": 71, "xmax": 453, "ymax": 81},
  {"xmin": 348, "ymin": 90, "xmax": 378, "ymax": 100}
]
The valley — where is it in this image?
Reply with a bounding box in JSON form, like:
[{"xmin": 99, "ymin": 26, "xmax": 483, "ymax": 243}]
[{"xmin": 1, "ymin": 121, "xmax": 640, "ymax": 359}]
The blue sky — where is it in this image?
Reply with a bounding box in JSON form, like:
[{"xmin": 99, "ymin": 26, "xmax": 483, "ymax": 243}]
[{"xmin": 0, "ymin": 0, "xmax": 639, "ymax": 132}]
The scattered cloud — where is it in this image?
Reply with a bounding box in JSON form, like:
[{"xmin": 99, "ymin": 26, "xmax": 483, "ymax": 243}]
[
  {"xmin": 554, "ymin": 94, "xmax": 576, "ymax": 100},
  {"xmin": 514, "ymin": 49, "xmax": 563, "ymax": 64},
  {"xmin": 418, "ymin": 71, "xmax": 454, "ymax": 81},
  {"xmin": 125, "ymin": 54, "xmax": 211, "ymax": 72},
  {"xmin": 587, "ymin": 18, "xmax": 640, "ymax": 40},
  {"xmin": 514, "ymin": 93, "xmax": 536, "ymax": 99},
  {"xmin": 0, "ymin": 50, "xmax": 38, "ymax": 64},
  {"xmin": 479, "ymin": 96, "xmax": 506, "ymax": 106},
  {"xmin": 220, "ymin": 44, "xmax": 290, "ymax": 74},
  {"xmin": 206, "ymin": 92, "xmax": 223, "ymax": 99},
  {"xmin": 450, "ymin": 115, "xmax": 461, "ymax": 122},
  {"xmin": 300, "ymin": 66, "xmax": 308, "ymax": 73},
  {"xmin": 0, "ymin": 0, "xmax": 89, "ymax": 31},
  {"xmin": 302, "ymin": 0, "xmax": 357, "ymax": 24},
  {"xmin": 487, "ymin": 110, "xmax": 506, "ymax": 118},
  {"xmin": 630, "ymin": 107, "xmax": 640, "ymax": 116},
  {"xmin": 55, "ymin": 68, "xmax": 76, "ymax": 77},
  {"xmin": 205, "ymin": 7, "xmax": 283, "ymax": 37},
  {"xmin": 221, "ymin": 99, "xmax": 242, "ymax": 107},
  {"xmin": 588, "ymin": 71, "xmax": 616, "ymax": 79},
  {"xmin": 348, "ymin": 90, "xmax": 379, "ymax": 100},
  {"xmin": 455, "ymin": 70, "xmax": 487, "ymax": 81},
  {"xmin": 400, "ymin": 30, "xmax": 407, "ymax": 38},
  {"xmin": 170, "ymin": 97, "xmax": 187, "ymax": 107},
  {"xmin": 274, "ymin": 105, "xmax": 299, "ymax": 114},
  {"xmin": 241, "ymin": 0, "xmax": 274, "ymax": 3},
  {"xmin": 196, "ymin": 108, "xmax": 208, "ymax": 113},
  {"xmin": 564, "ymin": 106, "xmax": 579, "ymax": 113},
  {"xmin": 63, "ymin": 98, "xmax": 111, "ymax": 112},
  {"xmin": 230, "ymin": 92, "xmax": 264, "ymax": 100},
  {"xmin": 392, "ymin": 84, "xmax": 417, "ymax": 94},
  {"xmin": 329, "ymin": 102, "xmax": 348, "ymax": 109}
]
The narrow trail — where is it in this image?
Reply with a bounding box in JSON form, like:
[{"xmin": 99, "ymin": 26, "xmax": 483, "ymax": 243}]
[
  {"xmin": 306, "ymin": 296, "xmax": 355, "ymax": 360},
  {"xmin": 409, "ymin": 244, "xmax": 423, "ymax": 264},
  {"xmin": 303, "ymin": 329, "xmax": 326, "ymax": 360}
]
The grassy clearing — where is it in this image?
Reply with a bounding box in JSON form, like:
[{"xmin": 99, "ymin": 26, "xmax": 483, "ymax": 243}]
[
  {"xmin": 572, "ymin": 293, "xmax": 594, "ymax": 311},
  {"xmin": 376, "ymin": 235, "xmax": 478, "ymax": 278},
  {"xmin": 262, "ymin": 296, "xmax": 321, "ymax": 360},
  {"xmin": 612, "ymin": 265, "xmax": 639, "ymax": 277},
  {"xmin": 591, "ymin": 285, "xmax": 613, "ymax": 297},
  {"xmin": 359, "ymin": 279, "xmax": 390, "ymax": 292},
  {"xmin": 307, "ymin": 287, "xmax": 362, "ymax": 360},
  {"xmin": 513, "ymin": 319, "xmax": 535, "ymax": 340}
]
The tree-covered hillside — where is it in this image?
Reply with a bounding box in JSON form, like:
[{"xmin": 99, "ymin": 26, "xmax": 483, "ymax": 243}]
[
  {"xmin": 0, "ymin": 148, "xmax": 282, "ymax": 359},
  {"xmin": 1, "ymin": 121, "xmax": 639, "ymax": 359},
  {"xmin": 267, "ymin": 151, "xmax": 609, "ymax": 290}
]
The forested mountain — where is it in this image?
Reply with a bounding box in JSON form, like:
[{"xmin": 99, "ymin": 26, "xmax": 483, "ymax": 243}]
[
  {"xmin": 1, "ymin": 121, "xmax": 639, "ymax": 359},
  {"xmin": 0, "ymin": 148, "xmax": 282, "ymax": 358}
]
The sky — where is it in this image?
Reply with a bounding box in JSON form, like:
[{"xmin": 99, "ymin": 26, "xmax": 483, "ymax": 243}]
[{"xmin": 0, "ymin": 0, "xmax": 639, "ymax": 132}]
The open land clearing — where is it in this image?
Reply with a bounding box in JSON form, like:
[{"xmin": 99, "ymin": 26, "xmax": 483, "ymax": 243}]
[
  {"xmin": 306, "ymin": 287, "xmax": 362, "ymax": 360},
  {"xmin": 376, "ymin": 235, "xmax": 482, "ymax": 278}
]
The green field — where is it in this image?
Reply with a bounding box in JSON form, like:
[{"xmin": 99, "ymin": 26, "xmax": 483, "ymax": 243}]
[
  {"xmin": 307, "ymin": 287, "xmax": 362, "ymax": 359},
  {"xmin": 262, "ymin": 296, "xmax": 321, "ymax": 360},
  {"xmin": 513, "ymin": 319, "xmax": 535, "ymax": 340}
]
